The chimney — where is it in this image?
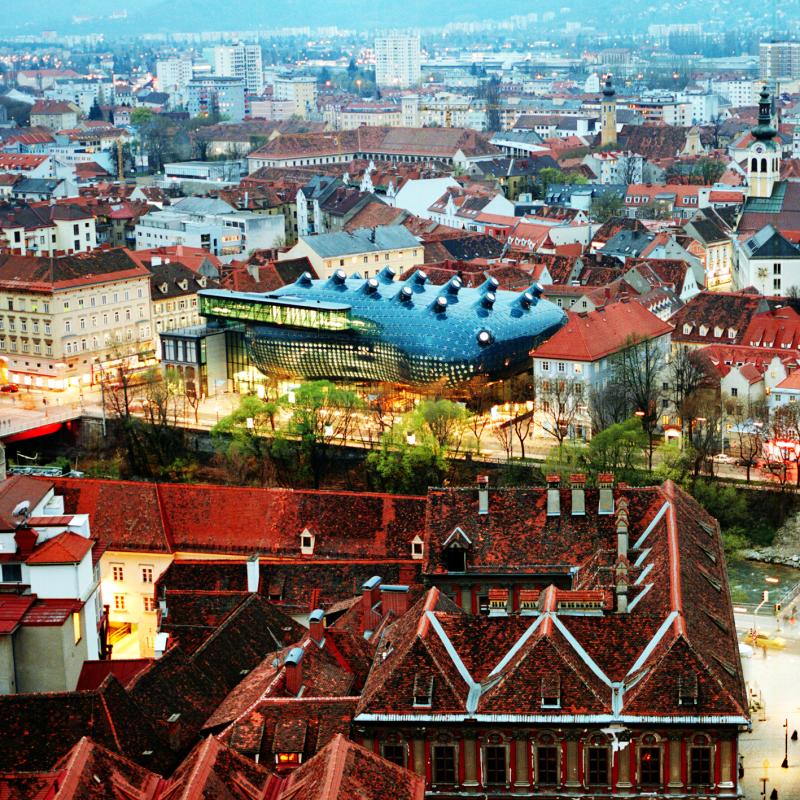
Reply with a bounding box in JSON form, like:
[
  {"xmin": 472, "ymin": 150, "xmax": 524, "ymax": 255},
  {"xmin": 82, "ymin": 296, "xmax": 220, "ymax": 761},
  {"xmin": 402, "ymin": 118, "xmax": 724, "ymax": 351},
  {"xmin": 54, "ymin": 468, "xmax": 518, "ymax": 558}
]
[
  {"xmin": 243, "ymin": 190, "xmax": 249, "ymax": 208},
  {"xmin": 284, "ymin": 647, "xmax": 304, "ymax": 695},
  {"xmin": 308, "ymin": 608, "xmax": 325, "ymax": 645},
  {"xmin": 477, "ymin": 474, "xmax": 489, "ymax": 515},
  {"xmin": 615, "ymin": 498, "xmax": 629, "ymax": 561},
  {"xmin": 570, "ymin": 474, "xmax": 586, "ymax": 516},
  {"xmin": 615, "ymin": 559, "xmax": 629, "ymax": 614},
  {"xmin": 246, "ymin": 555, "xmax": 260, "ymax": 593},
  {"xmin": 546, "ymin": 474, "xmax": 561, "ymax": 516},
  {"xmin": 597, "ymin": 472, "xmax": 614, "ymax": 515},
  {"xmin": 361, "ymin": 575, "xmax": 382, "ymax": 611},
  {"xmin": 151, "ymin": 255, "xmax": 162, "ymax": 266},
  {"xmin": 380, "ymin": 584, "xmax": 409, "ymax": 617}
]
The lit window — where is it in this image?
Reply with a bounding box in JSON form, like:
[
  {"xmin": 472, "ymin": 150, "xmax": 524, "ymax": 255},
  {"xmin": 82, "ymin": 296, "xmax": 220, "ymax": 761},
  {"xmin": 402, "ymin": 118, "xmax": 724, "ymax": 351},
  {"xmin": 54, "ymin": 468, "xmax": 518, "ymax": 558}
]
[
  {"xmin": 141, "ymin": 565, "xmax": 153, "ymax": 583},
  {"xmin": 72, "ymin": 611, "xmax": 82, "ymax": 644},
  {"xmin": 112, "ymin": 564, "xmax": 124, "ymax": 581},
  {"xmin": 143, "ymin": 596, "xmax": 156, "ymax": 612},
  {"xmin": 114, "ymin": 594, "xmax": 126, "ymax": 611}
]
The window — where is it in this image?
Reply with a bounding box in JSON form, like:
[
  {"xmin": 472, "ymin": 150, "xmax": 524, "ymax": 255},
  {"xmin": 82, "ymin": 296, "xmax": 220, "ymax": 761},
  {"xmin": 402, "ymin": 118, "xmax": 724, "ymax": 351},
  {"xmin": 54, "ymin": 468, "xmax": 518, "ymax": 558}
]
[
  {"xmin": 72, "ymin": 611, "xmax": 81, "ymax": 644},
  {"xmin": 690, "ymin": 745, "xmax": 712, "ymax": 785},
  {"xmin": 557, "ymin": 361, "xmax": 566, "ymax": 372},
  {"xmin": 587, "ymin": 746, "xmax": 609, "ymax": 785},
  {"xmin": 537, "ymin": 746, "xmax": 559, "ymax": 785},
  {"xmin": 485, "ymin": 744, "xmax": 507, "ymax": 785},
  {"xmin": 541, "ymin": 675, "xmax": 561, "ymax": 708},
  {"xmin": 731, "ymin": 387, "xmax": 738, "ymax": 397},
  {"xmin": 112, "ymin": 564, "xmax": 124, "ymax": 581},
  {"xmin": 141, "ymin": 565, "xmax": 153, "ymax": 583},
  {"xmin": 143, "ymin": 596, "xmax": 156, "ymax": 612},
  {"xmin": 774, "ymin": 263, "xmax": 782, "ymax": 275},
  {"xmin": 411, "ymin": 535, "xmax": 424, "ymax": 560},
  {"xmin": 640, "ymin": 746, "xmax": 661, "ymax": 786},
  {"xmin": 1, "ymin": 563, "xmax": 22, "ymax": 582},
  {"xmin": 300, "ymin": 529, "xmax": 315, "ymax": 554},
  {"xmin": 114, "ymin": 594, "xmax": 126, "ymax": 611},
  {"xmin": 541, "ymin": 361, "xmax": 550, "ymax": 371},
  {"xmin": 774, "ymin": 278, "xmax": 781, "ymax": 291},
  {"xmin": 413, "ymin": 674, "xmax": 434, "ymax": 707},
  {"xmin": 432, "ymin": 744, "xmax": 456, "ymax": 785},
  {"xmin": 64, "ymin": 320, "xmax": 71, "ymax": 334},
  {"xmin": 381, "ymin": 743, "xmax": 406, "ymax": 768}
]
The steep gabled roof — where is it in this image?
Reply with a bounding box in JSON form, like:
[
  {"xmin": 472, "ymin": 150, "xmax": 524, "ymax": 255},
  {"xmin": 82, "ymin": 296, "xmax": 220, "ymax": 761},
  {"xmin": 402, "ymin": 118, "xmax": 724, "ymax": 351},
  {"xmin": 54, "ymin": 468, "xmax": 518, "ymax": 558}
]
[{"xmin": 273, "ymin": 733, "xmax": 425, "ymax": 800}]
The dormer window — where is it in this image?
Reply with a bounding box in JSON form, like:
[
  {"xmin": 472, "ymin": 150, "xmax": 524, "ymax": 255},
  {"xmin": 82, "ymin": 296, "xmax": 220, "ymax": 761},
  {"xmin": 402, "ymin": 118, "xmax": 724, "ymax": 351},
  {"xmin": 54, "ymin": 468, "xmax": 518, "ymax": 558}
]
[
  {"xmin": 728, "ymin": 328, "xmax": 737, "ymax": 339},
  {"xmin": 413, "ymin": 674, "xmax": 434, "ymax": 707},
  {"xmin": 411, "ymin": 535, "xmax": 424, "ymax": 560},
  {"xmin": 683, "ymin": 324, "xmax": 692, "ymax": 335},
  {"xmin": 441, "ymin": 527, "xmax": 470, "ymax": 572},
  {"xmin": 177, "ymin": 279, "xmax": 188, "ymax": 291},
  {"xmin": 300, "ymin": 528, "xmax": 315, "ymax": 555},
  {"xmin": 678, "ymin": 673, "xmax": 698, "ymax": 706},
  {"xmin": 159, "ymin": 282, "xmax": 168, "ymax": 294},
  {"xmin": 714, "ymin": 326, "xmax": 723, "ymax": 338},
  {"xmin": 699, "ymin": 325, "xmax": 709, "ymax": 336},
  {"xmin": 197, "ymin": 276, "xmax": 207, "ymax": 287},
  {"xmin": 541, "ymin": 674, "xmax": 561, "ymax": 708}
]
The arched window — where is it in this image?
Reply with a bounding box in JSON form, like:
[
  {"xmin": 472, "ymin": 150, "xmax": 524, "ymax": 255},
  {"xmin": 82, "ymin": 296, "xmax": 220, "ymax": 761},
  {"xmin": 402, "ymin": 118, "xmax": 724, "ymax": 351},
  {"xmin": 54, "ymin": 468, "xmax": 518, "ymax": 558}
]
[
  {"xmin": 482, "ymin": 732, "xmax": 510, "ymax": 787},
  {"xmin": 431, "ymin": 734, "xmax": 458, "ymax": 787},
  {"xmin": 380, "ymin": 734, "xmax": 407, "ymax": 768},
  {"xmin": 585, "ymin": 732, "xmax": 611, "ymax": 787},
  {"xmin": 638, "ymin": 733, "xmax": 664, "ymax": 788},
  {"xmin": 751, "ymin": 157, "xmax": 757, "ymax": 172},
  {"xmin": 533, "ymin": 732, "xmax": 560, "ymax": 787},
  {"xmin": 761, "ymin": 158, "xmax": 768, "ymax": 173},
  {"xmin": 688, "ymin": 733, "xmax": 714, "ymax": 787}
]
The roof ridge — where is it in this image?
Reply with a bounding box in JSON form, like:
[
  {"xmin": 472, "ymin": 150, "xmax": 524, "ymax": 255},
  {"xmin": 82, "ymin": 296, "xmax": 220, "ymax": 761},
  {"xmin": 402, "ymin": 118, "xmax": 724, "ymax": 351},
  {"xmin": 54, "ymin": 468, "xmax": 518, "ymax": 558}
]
[{"xmin": 318, "ymin": 733, "xmax": 349, "ymax": 799}]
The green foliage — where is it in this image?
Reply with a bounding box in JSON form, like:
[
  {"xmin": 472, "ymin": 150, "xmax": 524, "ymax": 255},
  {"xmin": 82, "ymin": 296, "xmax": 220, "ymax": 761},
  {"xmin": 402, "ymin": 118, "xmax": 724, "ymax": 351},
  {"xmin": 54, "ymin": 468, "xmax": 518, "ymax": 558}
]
[
  {"xmin": 590, "ymin": 192, "xmax": 626, "ymax": 223},
  {"xmin": 585, "ymin": 417, "xmax": 647, "ymax": 482},
  {"xmin": 366, "ymin": 433, "xmax": 447, "ymax": 495},
  {"xmin": 130, "ymin": 107, "xmax": 154, "ymax": 127},
  {"xmin": 540, "ymin": 443, "xmax": 588, "ymax": 480},
  {"xmin": 408, "ymin": 399, "xmax": 469, "ymax": 455}
]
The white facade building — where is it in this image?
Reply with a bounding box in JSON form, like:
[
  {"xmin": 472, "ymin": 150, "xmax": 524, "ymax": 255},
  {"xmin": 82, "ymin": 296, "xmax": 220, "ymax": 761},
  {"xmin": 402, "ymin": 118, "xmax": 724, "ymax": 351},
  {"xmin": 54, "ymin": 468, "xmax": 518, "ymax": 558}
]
[
  {"xmin": 375, "ymin": 34, "xmax": 421, "ymax": 89},
  {"xmin": 214, "ymin": 42, "xmax": 264, "ymax": 94},
  {"xmin": 156, "ymin": 57, "xmax": 194, "ymax": 95}
]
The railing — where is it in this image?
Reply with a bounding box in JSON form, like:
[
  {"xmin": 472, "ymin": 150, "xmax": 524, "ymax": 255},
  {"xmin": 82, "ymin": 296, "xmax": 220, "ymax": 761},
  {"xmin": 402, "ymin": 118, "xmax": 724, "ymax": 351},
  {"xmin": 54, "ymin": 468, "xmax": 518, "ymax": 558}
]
[{"xmin": 0, "ymin": 405, "xmax": 82, "ymax": 437}]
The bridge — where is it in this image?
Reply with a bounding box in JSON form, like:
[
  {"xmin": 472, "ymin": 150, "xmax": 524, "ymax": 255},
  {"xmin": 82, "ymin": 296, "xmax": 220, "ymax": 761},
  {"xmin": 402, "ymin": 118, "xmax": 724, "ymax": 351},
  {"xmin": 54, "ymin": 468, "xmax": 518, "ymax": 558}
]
[{"xmin": 0, "ymin": 403, "xmax": 86, "ymax": 442}]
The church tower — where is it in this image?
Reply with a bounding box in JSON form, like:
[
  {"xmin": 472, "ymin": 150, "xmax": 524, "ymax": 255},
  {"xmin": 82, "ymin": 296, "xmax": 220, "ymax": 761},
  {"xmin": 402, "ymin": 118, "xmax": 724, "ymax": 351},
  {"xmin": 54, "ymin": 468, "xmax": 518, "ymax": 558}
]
[
  {"xmin": 600, "ymin": 74, "xmax": 617, "ymax": 147},
  {"xmin": 748, "ymin": 85, "xmax": 780, "ymax": 199}
]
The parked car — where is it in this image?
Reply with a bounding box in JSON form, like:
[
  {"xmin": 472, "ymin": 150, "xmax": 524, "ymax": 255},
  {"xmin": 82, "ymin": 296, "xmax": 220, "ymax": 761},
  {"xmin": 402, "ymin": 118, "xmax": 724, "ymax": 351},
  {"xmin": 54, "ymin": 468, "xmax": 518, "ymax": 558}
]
[
  {"xmin": 713, "ymin": 453, "xmax": 737, "ymax": 464},
  {"xmin": 0, "ymin": 384, "xmax": 19, "ymax": 393}
]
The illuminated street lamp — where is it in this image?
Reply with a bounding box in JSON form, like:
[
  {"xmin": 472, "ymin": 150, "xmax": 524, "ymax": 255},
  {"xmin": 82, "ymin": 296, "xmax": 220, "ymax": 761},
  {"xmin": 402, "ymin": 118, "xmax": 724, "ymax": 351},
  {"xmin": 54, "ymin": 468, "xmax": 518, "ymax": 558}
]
[
  {"xmin": 782, "ymin": 718, "xmax": 789, "ymax": 769},
  {"xmin": 761, "ymin": 759, "xmax": 769, "ymax": 799}
]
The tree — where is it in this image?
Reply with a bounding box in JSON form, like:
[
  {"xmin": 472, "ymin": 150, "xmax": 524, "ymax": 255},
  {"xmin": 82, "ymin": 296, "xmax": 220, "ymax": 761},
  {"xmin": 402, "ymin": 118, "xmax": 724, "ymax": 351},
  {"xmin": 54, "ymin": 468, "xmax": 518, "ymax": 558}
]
[
  {"xmin": 537, "ymin": 376, "xmax": 581, "ymax": 455},
  {"xmin": 613, "ymin": 337, "xmax": 666, "ymax": 471},
  {"xmin": 724, "ymin": 395, "xmax": 768, "ymax": 483},
  {"xmin": 694, "ymin": 157, "xmax": 726, "ymax": 185},
  {"xmin": 130, "ymin": 107, "xmax": 154, "ymax": 127},
  {"xmin": 687, "ymin": 398, "xmax": 722, "ymax": 478},
  {"xmin": 285, "ymin": 380, "xmax": 363, "ymax": 488},
  {"xmin": 588, "ymin": 380, "xmax": 629, "ymax": 434},
  {"xmin": 88, "ymin": 99, "xmax": 105, "ymax": 121},
  {"xmin": 366, "ymin": 429, "xmax": 446, "ymax": 494},
  {"xmin": 666, "ymin": 346, "xmax": 714, "ymax": 436},
  {"xmin": 410, "ymin": 399, "xmax": 468, "ymax": 456},
  {"xmin": 585, "ymin": 417, "xmax": 648, "ymax": 482},
  {"xmin": 590, "ymin": 191, "xmax": 625, "ymax": 223},
  {"xmin": 768, "ymin": 404, "xmax": 800, "ymax": 486}
]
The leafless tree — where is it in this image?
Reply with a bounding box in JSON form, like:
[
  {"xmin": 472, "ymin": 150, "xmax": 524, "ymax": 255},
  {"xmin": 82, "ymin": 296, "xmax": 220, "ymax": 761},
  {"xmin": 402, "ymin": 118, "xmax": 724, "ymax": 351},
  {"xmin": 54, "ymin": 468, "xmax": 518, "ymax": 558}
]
[
  {"xmin": 667, "ymin": 347, "xmax": 715, "ymax": 436},
  {"xmin": 613, "ymin": 337, "xmax": 666, "ymax": 471},
  {"xmin": 724, "ymin": 395, "xmax": 768, "ymax": 483},
  {"xmin": 492, "ymin": 419, "xmax": 515, "ymax": 461},
  {"xmin": 537, "ymin": 376, "xmax": 581, "ymax": 455}
]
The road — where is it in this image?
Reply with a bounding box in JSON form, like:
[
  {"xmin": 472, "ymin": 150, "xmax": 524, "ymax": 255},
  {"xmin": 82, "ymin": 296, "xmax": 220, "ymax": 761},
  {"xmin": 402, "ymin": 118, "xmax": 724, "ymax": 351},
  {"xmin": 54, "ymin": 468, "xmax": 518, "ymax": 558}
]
[{"xmin": 735, "ymin": 611, "xmax": 800, "ymax": 799}]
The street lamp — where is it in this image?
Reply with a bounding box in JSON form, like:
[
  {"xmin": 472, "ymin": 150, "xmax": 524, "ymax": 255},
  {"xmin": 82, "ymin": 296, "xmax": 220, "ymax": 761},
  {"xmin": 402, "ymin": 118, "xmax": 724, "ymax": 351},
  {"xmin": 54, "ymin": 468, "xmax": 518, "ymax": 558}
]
[
  {"xmin": 782, "ymin": 718, "xmax": 789, "ymax": 769},
  {"xmin": 761, "ymin": 758, "xmax": 769, "ymax": 799}
]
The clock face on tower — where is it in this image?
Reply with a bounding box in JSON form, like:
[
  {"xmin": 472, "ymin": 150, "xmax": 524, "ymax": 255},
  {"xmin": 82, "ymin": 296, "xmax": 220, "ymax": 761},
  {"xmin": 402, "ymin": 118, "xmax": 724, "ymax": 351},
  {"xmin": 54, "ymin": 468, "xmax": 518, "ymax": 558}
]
[{"xmin": 755, "ymin": 145, "xmax": 764, "ymax": 154}]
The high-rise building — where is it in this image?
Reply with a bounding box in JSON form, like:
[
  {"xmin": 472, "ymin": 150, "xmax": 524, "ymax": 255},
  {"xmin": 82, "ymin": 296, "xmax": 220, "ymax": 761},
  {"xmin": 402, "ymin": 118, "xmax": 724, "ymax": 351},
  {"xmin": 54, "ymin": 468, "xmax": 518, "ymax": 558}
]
[
  {"xmin": 155, "ymin": 57, "xmax": 193, "ymax": 94},
  {"xmin": 186, "ymin": 76, "xmax": 246, "ymax": 122},
  {"xmin": 214, "ymin": 42, "xmax": 264, "ymax": 94},
  {"xmin": 759, "ymin": 41, "xmax": 800, "ymax": 81},
  {"xmin": 374, "ymin": 34, "xmax": 421, "ymax": 89},
  {"xmin": 273, "ymin": 76, "xmax": 318, "ymax": 119}
]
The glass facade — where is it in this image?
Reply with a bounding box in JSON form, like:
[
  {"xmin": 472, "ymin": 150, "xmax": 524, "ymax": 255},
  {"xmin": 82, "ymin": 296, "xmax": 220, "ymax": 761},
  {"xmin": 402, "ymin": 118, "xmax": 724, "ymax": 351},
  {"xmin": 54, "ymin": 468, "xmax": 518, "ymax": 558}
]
[{"xmin": 198, "ymin": 270, "xmax": 566, "ymax": 386}]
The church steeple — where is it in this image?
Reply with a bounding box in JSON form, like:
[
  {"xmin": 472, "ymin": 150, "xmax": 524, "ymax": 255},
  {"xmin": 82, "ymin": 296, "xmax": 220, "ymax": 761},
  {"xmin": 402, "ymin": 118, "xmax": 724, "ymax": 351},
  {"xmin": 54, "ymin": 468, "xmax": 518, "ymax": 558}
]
[
  {"xmin": 752, "ymin": 85, "xmax": 777, "ymax": 142},
  {"xmin": 600, "ymin": 74, "xmax": 617, "ymax": 147},
  {"xmin": 747, "ymin": 85, "xmax": 780, "ymax": 199}
]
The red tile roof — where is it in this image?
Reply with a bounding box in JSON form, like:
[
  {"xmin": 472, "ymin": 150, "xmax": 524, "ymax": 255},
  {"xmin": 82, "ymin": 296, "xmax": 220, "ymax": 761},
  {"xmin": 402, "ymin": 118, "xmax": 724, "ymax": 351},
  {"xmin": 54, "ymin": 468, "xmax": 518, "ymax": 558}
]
[
  {"xmin": 76, "ymin": 659, "xmax": 152, "ymax": 691},
  {"xmin": 531, "ymin": 300, "xmax": 673, "ymax": 361},
  {"xmin": 48, "ymin": 478, "xmax": 426, "ymax": 559},
  {"xmin": 24, "ymin": 531, "xmax": 93, "ymax": 564},
  {"xmin": 272, "ymin": 733, "xmax": 425, "ymax": 800},
  {"xmin": 0, "ymin": 475, "xmax": 52, "ymax": 531},
  {"xmin": 0, "ymin": 594, "xmax": 36, "ymax": 634},
  {"xmin": 22, "ymin": 598, "xmax": 83, "ymax": 626}
]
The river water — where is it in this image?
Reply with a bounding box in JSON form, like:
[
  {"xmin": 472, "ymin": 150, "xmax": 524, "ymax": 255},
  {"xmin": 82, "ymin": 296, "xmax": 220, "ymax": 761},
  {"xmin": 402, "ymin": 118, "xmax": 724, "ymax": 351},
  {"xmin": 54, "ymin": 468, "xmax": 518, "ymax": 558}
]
[{"xmin": 727, "ymin": 557, "xmax": 800, "ymax": 606}]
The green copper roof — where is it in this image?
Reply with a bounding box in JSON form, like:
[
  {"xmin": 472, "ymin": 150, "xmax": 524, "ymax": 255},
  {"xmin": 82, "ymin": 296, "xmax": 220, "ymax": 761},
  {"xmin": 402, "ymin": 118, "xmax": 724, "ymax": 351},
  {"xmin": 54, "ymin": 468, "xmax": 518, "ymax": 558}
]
[{"xmin": 743, "ymin": 181, "xmax": 786, "ymax": 214}]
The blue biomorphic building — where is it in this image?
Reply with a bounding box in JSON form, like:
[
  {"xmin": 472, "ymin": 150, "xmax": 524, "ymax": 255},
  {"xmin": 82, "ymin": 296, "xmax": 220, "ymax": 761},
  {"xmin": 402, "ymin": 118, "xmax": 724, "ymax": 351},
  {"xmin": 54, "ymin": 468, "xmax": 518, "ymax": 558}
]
[{"xmin": 197, "ymin": 268, "xmax": 567, "ymax": 385}]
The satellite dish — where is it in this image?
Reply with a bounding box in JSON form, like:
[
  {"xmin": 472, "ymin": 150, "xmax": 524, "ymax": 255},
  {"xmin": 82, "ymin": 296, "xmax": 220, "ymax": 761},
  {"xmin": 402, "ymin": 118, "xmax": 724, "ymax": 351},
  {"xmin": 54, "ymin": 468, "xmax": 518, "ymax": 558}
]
[{"xmin": 12, "ymin": 500, "xmax": 30, "ymax": 520}]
